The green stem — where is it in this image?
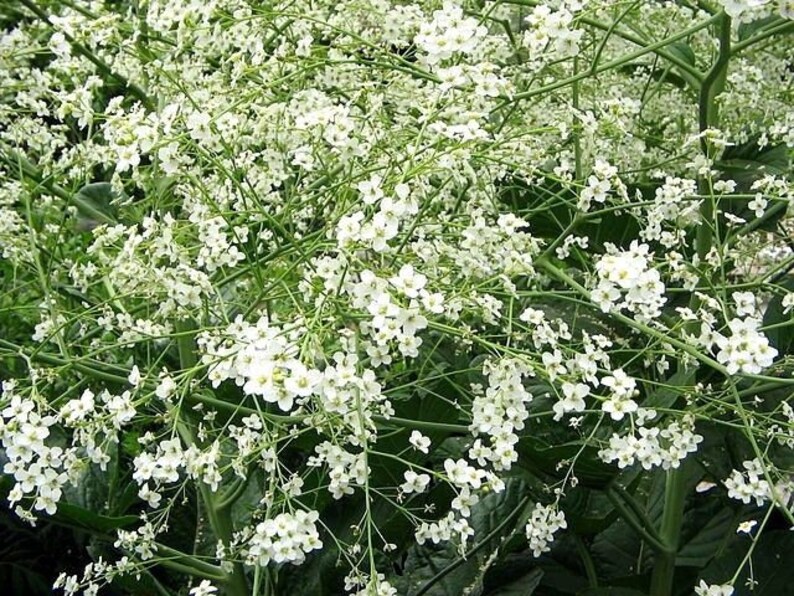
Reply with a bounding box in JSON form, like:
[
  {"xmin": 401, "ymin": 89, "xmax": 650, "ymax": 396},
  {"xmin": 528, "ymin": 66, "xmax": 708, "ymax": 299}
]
[
  {"xmin": 496, "ymin": 13, "xmax": 721, "ymax": 109},
  {"xmin": 649, "ymin": 462, "xmax": 690, "ymax": 595},
  {"xmin": 573, "ymin": 534, "xmax": 599, "ymax": 588},
  {"xmin": 535, "ymin": 258, "xmax": 730, "ymax": 376},
  {"xmin": 692, "ymin": 12, "xmax": 730, "ymax": 303},
  {"xmin": 155, "ymin": 543, "xmax": 227, "ymax": 581},
  {"xmin": 732, "ymin": 18, "xmax": 794, "ymax": 54},
  {"xmin": 606, "ymin": 488, "xmax": 668, "ymax": 555},
  {"xmin": 216, "ymin": 475, "xmax": 250, "ymax": 511},
  {"xmin": 175, "ymin": 320, "xmax": 249, "ymax": 596},
  {"xmin": 500, "ymin": 0, "xmax": 703, "ymax": 83}
]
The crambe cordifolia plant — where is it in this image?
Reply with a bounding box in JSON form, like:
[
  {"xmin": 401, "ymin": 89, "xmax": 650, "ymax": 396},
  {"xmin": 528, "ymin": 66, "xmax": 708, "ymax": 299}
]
[{"xmin": 0, "ymin": 1, "xmax": 793, "ymax": 594}]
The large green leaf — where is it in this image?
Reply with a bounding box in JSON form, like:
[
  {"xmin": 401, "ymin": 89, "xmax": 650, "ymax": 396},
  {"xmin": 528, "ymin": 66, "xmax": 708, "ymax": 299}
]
[
  {"xmin": 715, "ymin": 141, "xmax": 790, "ymax": 191},
  {"xmin": 485, "ymin": 568, "xmax": 543, "ymax": 596},
  {"xmin": 73, "ymin": 182, "xmax": 119, "ymax": 226},
  {"xmin": 677, "ymin": 507, "xmax": 737, "ymax": 567},
  {"xmin": 699, "ymin": 531, "xmax": 794, "ymax": 595},
  {"xmin": 560, "ymin": 486, "xmax": 617, "ymax": 536},
  {"xmin": 390, "ymin": 479, "xmax": 531, "ymax": 596},
  {"xmin": 590, "ymin": 516, "xmax": 652, "ymax": 580},
  {"xmin": 516, "ymin": 437, "xmax": 618, "ymax": 489}
]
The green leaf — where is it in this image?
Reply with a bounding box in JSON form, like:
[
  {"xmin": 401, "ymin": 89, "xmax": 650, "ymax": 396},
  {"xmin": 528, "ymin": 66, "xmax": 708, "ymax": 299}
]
[
  {"xmin": 485, "ymin": 568, "xmax": 543, "ymax": 596},
  {"xmin": 737, "ymin": 15, "xmax": 780, "ymax": 41},
  {"xmin": 390, "ymin": 479, "xmax": 530, "ymax": 596},
  {"xmin": 667, "ymin": 41, "xmax": 696, "ymax": 66},
  {"xmin": 715, "ymin": 141, "xmax": 790, "ymax": 191},
  {"xmin": 560, "ymin": 486, "xmax": 617, "ymax": 536},
  {"xmin": 590, "ymin": 517, "xmax": 651, "ymax": 579},
  {"xmin": 516, "ymin": 437, "xmax": 618, "ymax": 489},
  {"xmin": 73, "ymin": 182, "xmax": 119, "ymax": 226},
  {"xmin": 642, "ymin": 368, "xmax": 695, "ymax": 410},
  {"xmin": 677, "ymin": 507, "xmax": 736, "ymax": 567},
  {"xmin": 699, "ymin": 531, "xmax": 794, "ymax": 595}
]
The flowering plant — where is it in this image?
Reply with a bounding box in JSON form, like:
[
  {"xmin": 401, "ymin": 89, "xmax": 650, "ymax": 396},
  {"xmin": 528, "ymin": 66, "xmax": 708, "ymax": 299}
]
[{"xmin": 1, "ymin": 0, "xmax": 793, "ymax": 594}]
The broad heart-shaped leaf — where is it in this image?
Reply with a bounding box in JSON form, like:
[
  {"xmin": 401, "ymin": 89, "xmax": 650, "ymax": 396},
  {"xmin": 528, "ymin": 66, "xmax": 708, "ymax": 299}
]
[
  {"xmin": 484, "ymin": 568, "xmax": 543, "ymax": 596},
  {"xmin": 698, "ymin": 530, "xmax": 794, "ymax": 595},
  {"xmin": 515, "ymin": 435, "xmax": 618, "ymax": 489},
  {"xmin": 389, "ymin": 478, "xmax": 531, "ymax": 596},
  {"xmin": 677, "ymin": 506, "xmax": 737, "ymax": 567},
  {"xmin": 559, "ymin": 486, "xmax": 617, "ymax": 536},
  {"xmin": 590, "ymin": 516, "xmax": 652, "ymax": 580},
  {"xmin": 715, "ymin": 141, "xmax": 790, "ymax": 191},
  {"xmin": 73, "ymin": 182, "xmax": 119, "ymax": 226}
]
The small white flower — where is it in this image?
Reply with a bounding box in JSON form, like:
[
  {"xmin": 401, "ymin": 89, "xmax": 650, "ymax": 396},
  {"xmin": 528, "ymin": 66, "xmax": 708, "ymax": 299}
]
[
  {"xmin": 737, "ymin": 519, "xmax": 757, "ymax": 534},
  {"xmin": 409, "ymin": 430, "xmax": 431, "ymax": 454},
  {"xmin": 400, "ymin": 470, "xmax": 431, "ymax": 494},
  {"xmin": 694, "ymin": 580, "xmax": 733, "ymax": 596},
  {"xmin": 189, "ymin": 580, "xmax": 218, "ymax": 596},
  {"xmin": 128, "ymin": 365, "xmax": 142, "ymax": 387}
]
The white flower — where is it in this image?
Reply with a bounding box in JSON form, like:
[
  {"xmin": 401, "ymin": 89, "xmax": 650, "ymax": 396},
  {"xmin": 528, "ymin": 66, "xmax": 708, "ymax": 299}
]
[
  {"xmin": 189, "ymin": 580, "xmax": 218, "ymax": 596},
  {"xmin": 553, "ymin": 382, "xmax": 589, "ymax": 421},
  {"xmin": 357, "ymin": 175, "xmax": 384, "ymax": 205},
  {"xmin": 736, "ymin": 519, "xmax": 757, "ymax": 534},
  {"xmin": 694, "ymin": 580, "xmax": 734, "ymax": 596},
  {"xmin": 128, "ymin": 365, "xmax": 142, "ymax": 387},
  {"xmin": 409, "ymin": 430, "xmax": 431, "ymax": 454},
  {"xmin": 283, "ymin": 362, "xmax": 322, "ymax": 398},
  {"xmin": 714, "ymin": 318, "xmax": 778, "ymax": 375},
  {"xmin": 747, "ymin": 194, "xmax": 767, "ymax": 218},
  {"xmin": 389, "ymin": 264, "xmax": 427, "ymax": 298},
  {"xmin": 602, "ymin": 394, "xmax": 638, "ymax": 421},
  {"xmin": 525, "ymin": 503, "xmax": 567, "ymax": 557},
  {"xmin": 400, "ymin": 470, "xmax": 431, "ymax": 494}
]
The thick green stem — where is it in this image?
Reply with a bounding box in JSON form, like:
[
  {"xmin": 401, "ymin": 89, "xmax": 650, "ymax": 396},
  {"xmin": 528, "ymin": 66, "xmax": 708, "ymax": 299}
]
[
  {"xmin": 693, "ymin": 12, "xmax": 731, "ymax": 297},
  {"xmin": 606, "ymin": 488, "xmax": 668, "ymax": 555},
  {"xmin": 175, "ymin": 320, "xmax": 249, "ymax": 596},
  {"xmin": 649, "ymin": 462, "xmax": 690, "ymax": 595}
]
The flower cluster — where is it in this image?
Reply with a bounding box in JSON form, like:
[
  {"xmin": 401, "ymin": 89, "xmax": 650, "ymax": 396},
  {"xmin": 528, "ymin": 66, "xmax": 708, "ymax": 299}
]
[
  {"xmin": 468, "ymin": 357, "xmax": 536, "ymax": 471},
  {"xmin": 599, "ymin": 415, "xmax": 704, "ymax": 470},
  {"xmin": 525, "ymin": 503, "xmax": 568, "ymax": 557},
  {"xmin": 523, "ymin": 4, "xmax": 584, "ymax": 63},
  {"xmin": 591, "ymin": 241, "xmax": 667, "ymax": 322},
  {"xmin": 713, "ymin": 317, "xmax": 778, "ymax": 375},
  {"xmin": 414, "ymin": 2, "xmax": 488, "ymax": 66},
  {"xmin": 578, "ymin": 159, "xmax": 629, "ymax": 212},
  {"xmin": 722, "ymin": 458, "xmax": 794, "ymax": 507},
  {"xmin": 1, "ymin": 0, "xmax": 793, "ymax": 593},
  {"xmin": 1, "ymin": 386, "xmax": 71, "ymax": 517},
  {"xmin": 718, "ymin": 0, "xmax": 794, "ymax": 23},
  {"xmin": 241, "ymin": 510, "xmax": 323, "ymax": 566}
]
